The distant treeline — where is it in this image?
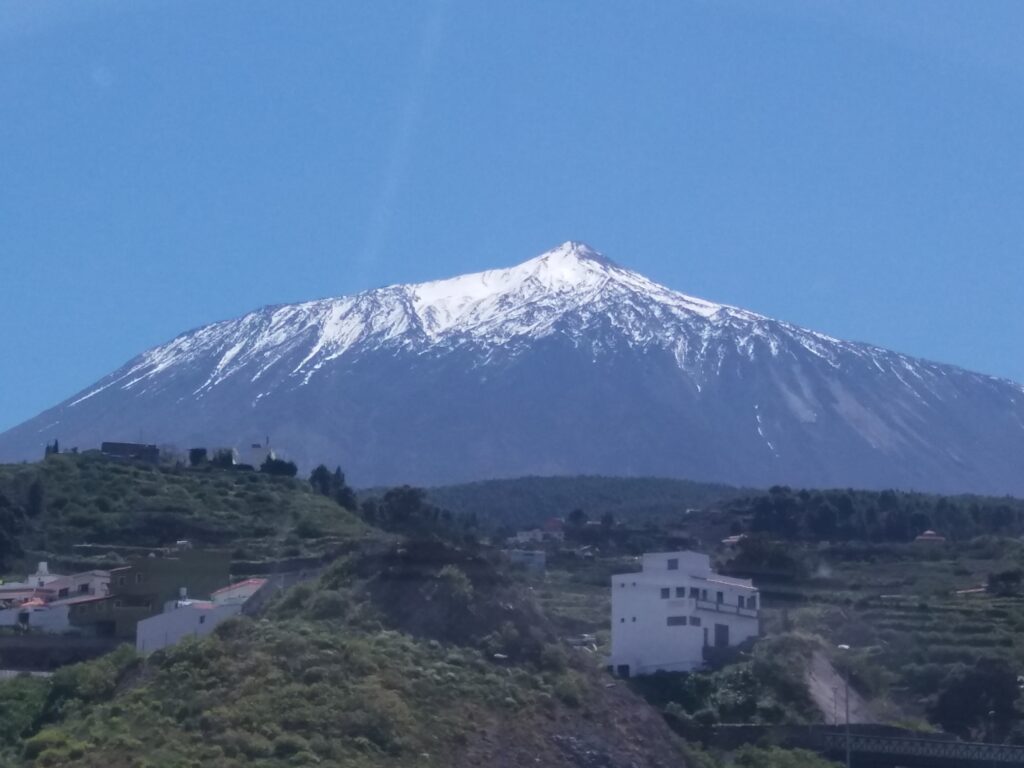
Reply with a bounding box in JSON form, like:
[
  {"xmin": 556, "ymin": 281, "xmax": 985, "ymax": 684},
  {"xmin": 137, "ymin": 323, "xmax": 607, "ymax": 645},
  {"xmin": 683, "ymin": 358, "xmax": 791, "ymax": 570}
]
[
  {"xmin": 409, "ymin": 475, "xmax": 746, "ymax": 530},
  {"xmin": 729, "ymin": 485, "xmax": 1024, "ymax": 543}
]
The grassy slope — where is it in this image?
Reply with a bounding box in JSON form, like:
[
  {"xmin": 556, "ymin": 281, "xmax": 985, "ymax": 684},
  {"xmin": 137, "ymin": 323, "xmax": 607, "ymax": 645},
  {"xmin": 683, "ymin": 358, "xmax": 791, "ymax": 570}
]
[
  {"xmin": 416, "ymin": 475, "xmax": 746, "ymax": 530},
  {"xmin": 0, "ymin": 453, "xmax": 370, "ymax": 570},
  {"xmin": 5, "ymin": 541, "xmax": 693, "ymax": 768}
]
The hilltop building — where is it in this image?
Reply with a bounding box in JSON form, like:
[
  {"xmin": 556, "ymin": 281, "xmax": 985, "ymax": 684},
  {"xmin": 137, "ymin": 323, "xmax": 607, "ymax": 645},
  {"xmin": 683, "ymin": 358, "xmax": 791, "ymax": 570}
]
[
  {"xmin": 100, "ymin": 442, "xmax": 160, "ymax": 464},
  {"xmin": 608, "ymin": 550, "xmax": 759, "ymax": 677}
]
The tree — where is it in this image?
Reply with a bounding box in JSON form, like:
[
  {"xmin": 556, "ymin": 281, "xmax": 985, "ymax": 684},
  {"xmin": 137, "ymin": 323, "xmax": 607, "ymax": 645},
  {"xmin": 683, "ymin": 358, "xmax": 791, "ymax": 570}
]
[
  {"xmin": 987, "ymin": 568, "xmax": 1024, "ymax": 597},
  {"xmin": 309, "ymin": 464, "xmax": 332, "ymax": 495},
  {"xmin": 210, "ymin": 449, "xmax": 235, "ymax": 469},
  {"xmin": 332, "ymin": 467, "xmax": 357, "ymax": 509},
  {"xmin": 931, "ymin": 658, "xmax": 1021, "ymax": 739},
  {"xmin": 26, "ymin": 480, "xmax": 44, "ymax": 518},
  {"xmin": 260, "ymin": 456, "xmax": 298, "ymax": 477},
  {"xmin": 567, "ymin": 509, "xmax": 588, "ymax": 527},
  {"xmin": 309, "ymin": 464, "xmax": 357, "ymax": 509}
]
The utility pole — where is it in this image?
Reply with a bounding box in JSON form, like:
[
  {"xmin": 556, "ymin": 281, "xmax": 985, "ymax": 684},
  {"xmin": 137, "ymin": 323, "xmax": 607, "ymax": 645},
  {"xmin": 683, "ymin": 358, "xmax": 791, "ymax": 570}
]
[{"xmin": 839, "ymin": 644, "xmax": 851, "ymax": 768}]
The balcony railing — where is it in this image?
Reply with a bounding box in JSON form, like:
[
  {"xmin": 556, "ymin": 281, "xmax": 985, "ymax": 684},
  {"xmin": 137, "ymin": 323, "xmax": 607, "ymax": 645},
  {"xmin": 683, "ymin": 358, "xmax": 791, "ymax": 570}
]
[{"xmin": 695, "ymin": 598, "xmax": 759, "ymax": 618}]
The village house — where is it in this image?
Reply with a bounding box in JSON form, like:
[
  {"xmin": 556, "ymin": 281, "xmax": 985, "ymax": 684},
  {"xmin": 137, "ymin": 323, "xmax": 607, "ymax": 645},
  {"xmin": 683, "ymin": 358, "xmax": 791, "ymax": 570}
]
[
  {"xmin": 608, "ymin": 550, "xmax": 760, "ymax": 677},
  {"xmin": 0, "ymin": 563, "xmax": 110, "ymax": 633},
  {"xmin": 68, "ymin": 544, "xmax": 231, "ymax": 638},
  {"xmin": 135, "ymin": 578, "xmax": 267, "ymax": 655}
]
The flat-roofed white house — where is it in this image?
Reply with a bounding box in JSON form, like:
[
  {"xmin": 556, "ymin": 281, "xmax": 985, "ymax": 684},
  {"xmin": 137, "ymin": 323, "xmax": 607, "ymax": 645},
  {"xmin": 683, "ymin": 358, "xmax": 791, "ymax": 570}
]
[
  {"xmin": 136, "ymin": 578, "xmax": 267, "ymax": 655},
  {"xmin": 608, "ymin": 550, "xmax": 759, "ymax": 677}
]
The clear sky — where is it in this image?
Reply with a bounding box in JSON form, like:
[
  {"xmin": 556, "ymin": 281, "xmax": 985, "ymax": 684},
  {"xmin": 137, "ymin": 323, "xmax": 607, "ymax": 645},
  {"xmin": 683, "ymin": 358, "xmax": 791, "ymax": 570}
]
[{"xmin": 2, "ymin": 1, "xmax": 1023, "ymax": 432}]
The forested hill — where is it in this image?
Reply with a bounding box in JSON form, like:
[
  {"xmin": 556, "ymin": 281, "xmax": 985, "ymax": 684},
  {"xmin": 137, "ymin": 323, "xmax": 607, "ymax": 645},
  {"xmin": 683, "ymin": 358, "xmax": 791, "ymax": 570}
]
[
  {"xmin": 723, "ymin": 485, "xmax": 1024, "ymax": 543},
  {"xmin": 414, "ymin": 475, "xmax": 747, "ymax": 530},
  {"xmin": 414, "ymin": 475, "xmax": 1024, "ymax": 545}
]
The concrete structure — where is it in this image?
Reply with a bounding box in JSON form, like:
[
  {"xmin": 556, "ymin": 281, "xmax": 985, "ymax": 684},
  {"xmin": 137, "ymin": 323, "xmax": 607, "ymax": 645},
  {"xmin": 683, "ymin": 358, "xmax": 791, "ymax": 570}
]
[
  {"xmin": 240, "ymin": 440, "xmax": 275, "ymax": 469},
  {"xmin": 136, "ymin": 578, "xmax": 267, "ymax": 655},
  {"xmin": 69, "ymin": 546, "xmax": 231, "ymax": 638},
  {"xmin": 502, "ymin": 549, "xmax": 546, "ymax": 572},
  {"xmin": 608, "ymin": 550, "xmax": 760, "ymax": 677},
  {"xmin": 0, "ymin": 564, "xmax": 110, "ymax": 634},
  {"xmin": 100, "ymin": 441, "xmax": 160, "ymax": 464}
]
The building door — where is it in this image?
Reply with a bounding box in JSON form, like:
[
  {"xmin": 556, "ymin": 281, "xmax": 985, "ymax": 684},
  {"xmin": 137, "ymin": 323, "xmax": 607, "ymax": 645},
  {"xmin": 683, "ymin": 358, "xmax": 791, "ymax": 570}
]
[
  {"xmin": 703, "ymin": 628, "xmax": 709, "ymax": 647},
  {"xmin": 714, "ymin": 623, "xmax": 729, "ymax": 648}
]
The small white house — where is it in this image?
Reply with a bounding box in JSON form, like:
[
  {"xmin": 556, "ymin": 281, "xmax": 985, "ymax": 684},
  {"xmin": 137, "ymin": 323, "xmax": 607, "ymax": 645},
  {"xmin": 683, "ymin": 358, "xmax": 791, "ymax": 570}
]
[
  {"xmin": 136, "ymin": 578, "xmax": 267, "ymax": 655},
  {"xmin": 608, "ymin": 550, "xmax": 759, "ymax": 677}
]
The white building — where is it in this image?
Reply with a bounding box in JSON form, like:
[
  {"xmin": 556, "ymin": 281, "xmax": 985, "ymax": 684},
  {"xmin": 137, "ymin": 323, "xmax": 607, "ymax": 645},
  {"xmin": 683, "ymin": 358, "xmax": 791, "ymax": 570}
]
[
  {"xmin": 608, "ymin": 550, "xmax": 760, "ymax": 677},
  {"xmin": 136, "ymin": 578, "xmax": 266, "ymax": 655}
]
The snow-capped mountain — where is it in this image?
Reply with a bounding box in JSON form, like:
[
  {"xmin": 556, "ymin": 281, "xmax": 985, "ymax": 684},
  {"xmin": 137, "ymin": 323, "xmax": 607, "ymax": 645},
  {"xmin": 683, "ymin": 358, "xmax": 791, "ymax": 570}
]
[{"xmin": 3, "ymin": 241, "xmax": 1023, "ymax": 494}]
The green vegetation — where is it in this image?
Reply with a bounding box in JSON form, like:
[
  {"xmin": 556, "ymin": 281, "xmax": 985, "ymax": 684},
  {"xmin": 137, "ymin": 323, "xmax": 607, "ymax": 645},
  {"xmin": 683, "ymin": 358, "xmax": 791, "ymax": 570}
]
[
  {"xmin": 6, "ymin": 463, "xmax": 1024, "ymax": 764},
  {"xmin": 631, "ymin": 634, "xmax": 822, "ymax": 735},
  {"xmin": 0, "ymin": 452, "xmax": 370, "ymax": 572},
  {"xmin": 729, "ymin": 485, "xmax": 1024, "ymax": 543},
  {"xmin": 0, "ymin": 539, "xmax": 690, "ymax": 767},
  {"xmin": 416, "ymin": 475, "xmax": 745, "ymax": 530}
]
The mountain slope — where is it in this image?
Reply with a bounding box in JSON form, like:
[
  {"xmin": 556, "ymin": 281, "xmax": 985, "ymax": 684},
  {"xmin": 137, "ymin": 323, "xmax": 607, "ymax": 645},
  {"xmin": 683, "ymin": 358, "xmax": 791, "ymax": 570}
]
[{"xmin": 2, "ymin": 242, "xmax": 1023, "ymax": 494}]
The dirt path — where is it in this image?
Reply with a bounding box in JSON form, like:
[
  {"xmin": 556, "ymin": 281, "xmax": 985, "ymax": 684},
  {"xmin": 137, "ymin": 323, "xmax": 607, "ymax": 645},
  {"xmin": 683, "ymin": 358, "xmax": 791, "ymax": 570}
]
[{"xmin": 805, "ymin": 650, "xmax": 874, "ymax": 725}]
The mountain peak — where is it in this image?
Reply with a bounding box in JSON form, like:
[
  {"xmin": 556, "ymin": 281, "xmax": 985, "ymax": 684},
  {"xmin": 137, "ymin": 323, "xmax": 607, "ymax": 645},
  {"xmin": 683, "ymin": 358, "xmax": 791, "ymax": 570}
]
[{"xmin": 528, "ymin": 240, "xmax": 618, "ymax": 271}]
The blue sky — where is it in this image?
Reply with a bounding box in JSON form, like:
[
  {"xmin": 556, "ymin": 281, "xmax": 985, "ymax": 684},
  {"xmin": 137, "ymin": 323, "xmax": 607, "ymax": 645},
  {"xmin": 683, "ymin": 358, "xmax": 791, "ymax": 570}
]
[{"xmin": 2, "ymin": 1, "xmax": 1023, "ymax": 432}]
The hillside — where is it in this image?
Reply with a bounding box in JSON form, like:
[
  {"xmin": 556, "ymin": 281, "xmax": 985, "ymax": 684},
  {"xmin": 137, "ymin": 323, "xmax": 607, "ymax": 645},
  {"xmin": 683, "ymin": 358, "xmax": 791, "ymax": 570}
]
[
  {"xmin": 0, "ymin": 452, "xmax": 370, "ymax": 575},
  {"xmin": 3, "ymin": 242, "xmax": 1023, "ymax": 494},
  {"xmin": 1, "ymin": 540, "xmax": 696, "ymax": 768},
  {"xmin": 416, "ymin": 475, "xmax": 746, "ymax": 530}
]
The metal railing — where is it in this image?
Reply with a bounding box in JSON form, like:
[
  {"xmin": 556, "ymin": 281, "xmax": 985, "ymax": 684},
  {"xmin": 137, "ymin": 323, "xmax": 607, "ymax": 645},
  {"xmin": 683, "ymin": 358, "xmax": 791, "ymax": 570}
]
[
  {"xmin": 694, "ymin": 598, "xmax": 758, "ymax": 618},
  {"xmin": 815, "ymin": 729, "xmax": 1024, "ymax": 766}
]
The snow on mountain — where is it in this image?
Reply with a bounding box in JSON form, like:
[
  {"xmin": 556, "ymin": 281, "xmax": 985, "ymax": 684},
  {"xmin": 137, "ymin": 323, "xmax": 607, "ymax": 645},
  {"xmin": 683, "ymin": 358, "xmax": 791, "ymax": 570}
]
[{"xmin": 3, "ymin": 242, "xmax": 1023, "ymax": 494}]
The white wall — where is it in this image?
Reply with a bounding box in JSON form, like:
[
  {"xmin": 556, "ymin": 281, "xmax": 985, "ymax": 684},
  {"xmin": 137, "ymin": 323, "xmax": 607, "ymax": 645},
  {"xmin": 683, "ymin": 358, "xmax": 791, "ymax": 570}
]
[
  {"xmin": 0, "ymin": 605, "xmax": 70, "ymax": 633},
  {"xmin": 610, "ymin": 581, "xmax": 706, "ymax": 674},
  {"xmin": 136, "ymin": 603, "xmax": 241, "ymax": 655}
]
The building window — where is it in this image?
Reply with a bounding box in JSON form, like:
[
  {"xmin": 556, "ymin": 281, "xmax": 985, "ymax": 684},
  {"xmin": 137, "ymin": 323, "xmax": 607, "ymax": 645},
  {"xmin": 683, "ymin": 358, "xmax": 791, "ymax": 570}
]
[
  {"xmin": 689, "ymin": 616, "xmax": 701, "ymax": 627},
  {"xmin": 199, "ymin": 615, "xmax": 206, "ymax": 624},
  {"xmin": 667, "ymin": 558, "xmax": 679, "ymax": 570},
  {"xmin": 660, "ymin": 588, "xmax": 670, "ymax": 599},
  {"xmin": 620, "ymin": 582, "xmax": 625, "ymax": 588},
  {"xmin": 738, "ymin": 596, "xmax": 745, "ymax": 609},
  {"xmin": 114, "ymin": 600, "xmax": 122, "ymax": 608},
  {"xmin": 689, "ymin": 587, "xmax": 699, "ymax": 598},
  {"xmin": 58, "ymin": 588, "xmax": 69, "ymax": 598},
  {"xmin": 675, "ymin": 587, "xmax": 686, "ymax": 598},
  {"xmin": 79, "ymin": 584, "xmax": 89, "ymax": 594},
  {"xmin": 136, "ymin": 573, "xmax": 144, "ymax": 584},
  {"xmin": 717, "ymin": 591, "xmax": 724, "ymax": 604},
  {"xmin": 666, "ymin": 616, "xmax": 687, "ymax": 626},
  {"xmin": 631, "ymin": 617, "xmax": 636, "ymax": 622},
  {"xmin": 620, "ymin": 618, "xmax": 625, "ymax": 623},
  {"xmin": 118, "ymin": 576, "xmax": 126, "ymax": 586},
  {"xmin": 701, "ymin": 590, "xmax": 708, "ymax": 601},
  {"xmin": 747, "ymin": 595, "xmax": 757, "ymax": 609}
]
